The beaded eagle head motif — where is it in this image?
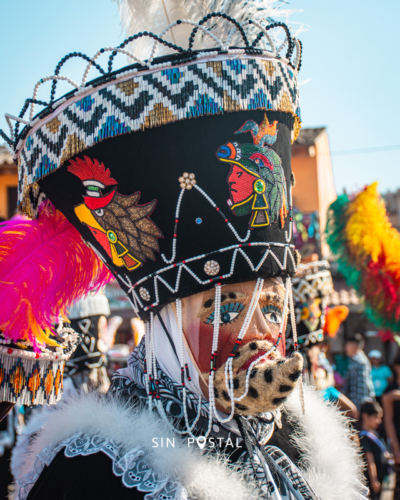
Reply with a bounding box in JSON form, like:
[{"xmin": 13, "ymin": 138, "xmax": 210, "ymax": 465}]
[
  {"xmin": 216, "ymin": 115, "xmax": 288, "ymax": 229},
  {"xmin": 68, "ymin": 156, "xmax": 163, "ymax": 271}
]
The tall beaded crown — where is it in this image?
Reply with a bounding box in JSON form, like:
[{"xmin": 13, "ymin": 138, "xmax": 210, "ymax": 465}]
[
  {"xmin": 2, "ymin": 5, "xmax": 303, "ymax": 319},
  {"xmin": 286, "ymin": 261, "xmax": 334, "ymax": 351}
]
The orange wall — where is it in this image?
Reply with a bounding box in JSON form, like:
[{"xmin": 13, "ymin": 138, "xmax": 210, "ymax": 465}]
[
  {"xmin": 292, "ymin": 154, "xmax": 319, "ymax": 212},
  {"xmin": 0, "ymin": 173, "xmax": 18, "ymax": 218},
  {"xmin": 315, "ymin": 131, "xmax": 336, "ymax": 236},
  {"xmin": 291, "ymin": 130, "xmax": 337, "ymax": 257}
]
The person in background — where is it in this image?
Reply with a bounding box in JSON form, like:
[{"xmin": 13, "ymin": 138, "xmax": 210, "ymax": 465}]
[
  {"xmin": 359, "ymin": 401, "xmax": 393, "ymax": 500},
  {"xmin": 311, "ymin": 360, "xmax": 358, "ymax": 419},
  {"xmin": 383, "ymin": 354, "xmax": 400, "ymax": 500},
  {"xmin": 369, "ymin": 350, "xmax": 393, "ymax": 405},
  {"xmin": 344, "ymin": 333, "xmax": 375, "ymax": 411}
]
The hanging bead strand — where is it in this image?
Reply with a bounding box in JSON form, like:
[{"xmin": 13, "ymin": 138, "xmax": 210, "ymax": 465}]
[{"xmin": 176, "ymin": 299, "xmax": 203, "ymax": 437}]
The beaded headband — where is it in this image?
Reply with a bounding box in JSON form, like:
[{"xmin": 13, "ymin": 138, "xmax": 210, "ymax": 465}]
[
  {"xmin": 2, "ymin": 13, "xmax": 302, "ymax": 319},
  {"xmin": 286, "ymin": 261, "xmax": 334, "ymax": 350},
  {"xmin": 0, "ymin": 323, "xmax": 80, "ymax": 405}
]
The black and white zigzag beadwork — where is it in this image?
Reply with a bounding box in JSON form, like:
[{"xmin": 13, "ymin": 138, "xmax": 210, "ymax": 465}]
[
  {"xmin": 16, "ymin": 57, "xmax": 300, "ymax": 212},
  {"xmin": 1, "ymin": 15, "xmax": 301, "ymax": 217}
]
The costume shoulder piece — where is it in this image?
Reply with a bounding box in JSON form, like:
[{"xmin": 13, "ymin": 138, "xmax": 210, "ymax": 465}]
[{"xmin": 15, "ymin": 386, "xmax": 367, "ymax": 500}]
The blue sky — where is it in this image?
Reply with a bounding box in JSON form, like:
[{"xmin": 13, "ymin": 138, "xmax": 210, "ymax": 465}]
[{"xmin": 1, "ymin": 0, "xmax": 399, "ymax": 194}]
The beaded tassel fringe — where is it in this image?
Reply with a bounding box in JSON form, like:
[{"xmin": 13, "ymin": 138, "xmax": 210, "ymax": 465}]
[{"xmin": 143, "ymin": 275, "xmax": 305, "ymax": 437}]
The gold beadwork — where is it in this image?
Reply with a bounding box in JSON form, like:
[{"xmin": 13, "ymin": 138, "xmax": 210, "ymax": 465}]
[
  {"xmin": 19, "ymin": 177, "xmax": 40, "ymax": 219},
  {"xmin": 61, "ymin": 133, "xmax": 86, "ymax": 164},
  {"xmin": 206, "ymin": 61, "xmax": 223, "ymax": 77},
  {"xmin": 223, "ymin": 91, "xmax": 240, "ymax": 112},
  {"xmin": 46, "ymin": 117, "xmax": 61, "ymax": 134},
  {"xmin": 263, "ymin": 61, "xmax": 276, "ymax": 77},
  {"xmin": 294, "ymin": 249, "xmax": 302, "ymax": 266},
  {"xmin": 142, "ymin": 103, "xmax": 177, "ymax": 130},
  {"xmin": 279, "ymin": 92, "xmax": 293, "ymax": 114},
  {"xmin": 116, "ymin": 79, "xmax": 139, "ymax": 96}
]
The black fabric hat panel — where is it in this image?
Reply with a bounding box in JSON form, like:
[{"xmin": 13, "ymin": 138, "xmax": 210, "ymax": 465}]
[
  {"xmin": 65, "ymin": 315, "xmax": 104, "ymax": 375},
  {"xmin": 40, "ymin": 110, "xmax": 296, "ymax": 317}
]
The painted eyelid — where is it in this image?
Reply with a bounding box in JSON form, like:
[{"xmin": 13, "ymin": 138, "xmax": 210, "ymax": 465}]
[
  {"xmin": 220, "ymin": 302, "xmax": 245, "ymax": 313},
  {"xmin": 262, "ymin": 302, "xmax": 283, "ymax": 310},
  {"xmin": 205, "ymin": 302, "xmax": 245, "ymax": 324},
  {"xmin": 261, "ymin": 305, "xmax": 282, "ymax": 315}
]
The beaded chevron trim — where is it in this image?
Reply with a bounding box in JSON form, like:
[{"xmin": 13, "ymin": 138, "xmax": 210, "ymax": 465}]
[
  {"xmin": 16, "ymin": 55, "xmax": 300, "ymax": 215},
  {"xmin": 114, "ymin": 241, "xmax": 297, "ymax": 314},
  {"xmin": 0, "ymin": 353, "xmax": 64, "ymax": 406},
  {"xmin": 0, "ymin": 326, "xmax": 81, "ymax": 405}
]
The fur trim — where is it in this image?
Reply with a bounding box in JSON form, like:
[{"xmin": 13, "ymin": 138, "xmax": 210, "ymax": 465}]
[
  {"xmin": 285, "ymin": 386, "xmax": 366, "ymax": 500},
  {"xmin": 18, "ymin": 386, "xmax": 366, "ymax": 500},
  {"xmin": 18, "ymin": 394, "xmax": 257, "ymax": 500},
  {"xmin": 11, "ymin": 406, "xmax": 52, "ymax": 492}
]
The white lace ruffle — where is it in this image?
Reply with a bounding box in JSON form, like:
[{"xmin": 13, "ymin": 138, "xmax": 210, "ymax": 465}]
[{"xmin": 17, "ymin": 432, "xmax": 188, "ymax": 500}]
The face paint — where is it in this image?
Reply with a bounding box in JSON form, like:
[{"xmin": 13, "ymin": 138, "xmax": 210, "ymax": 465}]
[{"xmin": 181, "ymin": 279, "xmax": 287, "ymax": 377}]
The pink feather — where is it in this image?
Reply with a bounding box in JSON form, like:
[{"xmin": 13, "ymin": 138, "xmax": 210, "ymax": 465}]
[{"xmin": 0, "ymin": 202, "xmax": 113, "ymax": 348}]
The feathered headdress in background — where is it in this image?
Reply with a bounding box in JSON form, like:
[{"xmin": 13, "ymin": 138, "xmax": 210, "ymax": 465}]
[
  {"xmin": 115, "ymin": 0, "xmax": 302, "ymax": 59},
  {"xmin": 326, "ymin": 182, "xmax": 400, "ymax": 332},
  {"xmin": 0, "ymin": 202, "xmax": 113, "ymax": 407},
  {"xmin": 323, "ymin": 305, "xmax": 349, "ymax": 338},
  {"xmin": 0, "ymin": 202, "xmax": 113, "ymax": 349}
]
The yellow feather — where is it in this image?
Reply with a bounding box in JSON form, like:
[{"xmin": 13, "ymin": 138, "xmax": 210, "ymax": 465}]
[{"xmin": 345, "ymin": 182, "xmax": 400, "ymax": 282}]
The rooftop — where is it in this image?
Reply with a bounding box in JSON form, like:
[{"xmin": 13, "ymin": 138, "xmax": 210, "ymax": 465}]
[
  {"xmin": 294, "ymin": 127, "xmax": 325, "ymax": 146},
  {"xmin": 0, "ymin": 145, "xmax": 13, "ymax": 166}
]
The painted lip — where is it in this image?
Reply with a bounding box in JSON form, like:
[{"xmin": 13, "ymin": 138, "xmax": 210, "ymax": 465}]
[{"xmin": 238, "ymin": 350, "xmax": 267, "ymax": 373}]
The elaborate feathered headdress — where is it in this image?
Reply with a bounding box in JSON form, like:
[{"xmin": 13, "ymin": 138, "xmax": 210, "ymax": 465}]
[
  {"xmin": 286, "ymin": 260, "xmax": 334, "ymax": 350},
  {"xmin": 326, "ymin": 182, "xmax": 400, "ymax": 333},
  {"xmin": 114, "ymin": 0, "xmax": 301, "ymax": 59},
  {"xmin": 0, "ymin": 202, "xmax": 112, "ymax": 406},
  {"xmin": 0, "ymin": 1, "xmax": 304, "ymax": 421}
]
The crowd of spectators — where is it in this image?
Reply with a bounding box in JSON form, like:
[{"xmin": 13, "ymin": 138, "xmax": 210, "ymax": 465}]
[{"xmin": 307, "ymin": 333, "xmax": 400, "ymax": 499}]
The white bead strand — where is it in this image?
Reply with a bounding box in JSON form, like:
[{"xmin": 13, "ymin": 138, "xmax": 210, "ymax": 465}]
[
  {"xmin": 30, "ymin": 76, "xmax": 79, "ymax": 120},
  {"xmin": 175, "ymin": 299, "xmax": 203, "ymax": 437},
  {"xmin": 161, "ymin": 188, "xmax": 185, "ymax": 264}
]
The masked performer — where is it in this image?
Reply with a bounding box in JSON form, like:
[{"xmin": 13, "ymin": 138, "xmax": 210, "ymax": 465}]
[
  {"xmin": 1, "ymin": 4, "xmax": 368, "ymax": 500},
  {"xmin": 0, "ymin": 206, "xmax": 112, "ymax": 418},
  {"xmin": 65, "ymin": 289, "xmax": 122, "ymax": 394},
  {"xmin": 288, "ymin": 261, "xmax": 355, "ymax": 417},
  {"xmin": 287, "ymin": 260, "xmax": 334, "ymax": 355},
  {"xmin": 10, "ymin": 289, "xmax": 120, "ymax": 491}
]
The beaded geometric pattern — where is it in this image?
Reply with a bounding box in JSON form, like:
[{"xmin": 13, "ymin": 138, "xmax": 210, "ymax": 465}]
[
  {"xmin": 0, "ymin": 352, "xmax": 64, "ymax": 405},
  {"xmin": 17, "ymin": 57, "xmax": 300, "ymax": 210},
  {"xmin": 292, "ymin": 261, "xmax": 334, "ymax": 303}
]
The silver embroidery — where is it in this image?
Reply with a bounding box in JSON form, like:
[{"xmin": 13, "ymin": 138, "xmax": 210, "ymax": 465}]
[{"xmin": 17, "ymin": 432, "xmax": 187, "ymax": 500}]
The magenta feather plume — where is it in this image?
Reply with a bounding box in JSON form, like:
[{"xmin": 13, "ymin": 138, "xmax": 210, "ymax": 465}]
[{"xmin": 0, "ymin": 202, "xmax": 113, "ymax": 348}]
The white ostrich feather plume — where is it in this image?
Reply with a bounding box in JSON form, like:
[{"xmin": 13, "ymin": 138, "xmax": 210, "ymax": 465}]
[{"xmin": 114, "ymin": 0, "xmax": 303, "ymax": 60}]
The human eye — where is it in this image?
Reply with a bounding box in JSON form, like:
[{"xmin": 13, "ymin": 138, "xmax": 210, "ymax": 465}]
[
  {"xmin": 262, "ymin": 305, "xmax": 282, "ymax": 324},
  {"xmin": 204, "ymin": 302, "xmax": 245, "ymax": 325}
]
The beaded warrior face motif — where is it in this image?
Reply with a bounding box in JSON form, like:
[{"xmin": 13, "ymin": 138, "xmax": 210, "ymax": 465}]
[
  {"xmin": 68, "ymin": 156, "xmax": 163, "ymax": 271},
  {"xmin": 216, "ymin": 114, "xmax": 288, "ymax": 229}
]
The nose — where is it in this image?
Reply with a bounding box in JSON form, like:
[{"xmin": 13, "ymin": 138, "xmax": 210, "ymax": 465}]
[{"xmin": 242, "ymin": 305, "xmax": 284, "ymax": 355}]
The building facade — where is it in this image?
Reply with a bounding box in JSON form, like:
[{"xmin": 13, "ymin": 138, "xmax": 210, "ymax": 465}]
[{"xmin": 0, "ymin": 146, "xmax": 18, "ymax": 220}]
